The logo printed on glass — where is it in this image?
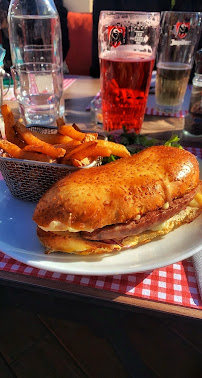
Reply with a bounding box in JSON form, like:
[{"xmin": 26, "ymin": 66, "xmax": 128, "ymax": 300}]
[
  {"xmin": 175, "ymin": 22, "xmax": 190, "ymax": 39},
  {"xmin": 170, "ymin": 21, "xmax": 191, "ymax": 46},
  {"xmin": 133, "ymin": 24, "xmax": 148, "ymax": 44},
  {"xmin": 108, "ymin": 26, "xmax": 125, "ymax": 47}
]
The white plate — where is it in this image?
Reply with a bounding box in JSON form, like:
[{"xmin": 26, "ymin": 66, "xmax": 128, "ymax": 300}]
[{"xmin": 0, "ymin": 160, "xmax": 201, "ymax": 276}]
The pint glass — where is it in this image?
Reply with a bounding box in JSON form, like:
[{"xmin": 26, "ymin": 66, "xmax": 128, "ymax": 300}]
[
  {"xmin": 155, "ymin": 11, "xmax": 202, "ymax": 114},
  {"xmin": 98, "ymin": 11, "xmax": 160, "ymax": 132}
]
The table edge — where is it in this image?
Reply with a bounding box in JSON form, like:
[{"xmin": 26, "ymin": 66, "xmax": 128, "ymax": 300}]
[{"xmin": 0, "ymin": 270, "xmax": 201, "ymax": 319}]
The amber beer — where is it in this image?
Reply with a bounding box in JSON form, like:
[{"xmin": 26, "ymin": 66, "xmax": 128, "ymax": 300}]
[
  {"xmin": 155, "ymin": 62, "xmax": 191, "ymax": 111},
  {"xmin": 100, "ymin": 53, "xmax": 154, "ymax": 132}
]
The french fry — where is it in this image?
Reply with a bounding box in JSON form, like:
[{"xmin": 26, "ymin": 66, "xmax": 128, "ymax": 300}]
[
  {"xmin": 0, "ymin": 139, "xmax": 53, "ymax": 162},
  {"xmin": 80, "ymin": 157, "xmax": 92, "ymax": 165},
  {"xmin": 19, "ymin": 151, "xmax": 54, "ymax": 163},
  {"xmin": 15, "ymin": 122, "xmax": 66, "ymax": 158},
  {"xmin": 53, "ymin": 140, "xmax": 81, "ymax": 151},
  {"xmin": 14, "ymin": 121, "xmax": 73, "ymax": 145},
  {"xmin": 58, "ymin": 122, "xmax": 82, "ymax": 133},
  {"xmin": 58, "ymin": 124, "xmax": 99, "ymax": 144},
  {"xmin": 1, "ymin": 105, "xmax": 25, "ymax": 148},
  {"xmin": 60, "ymin": 158, "xmax": 83, "ymax": 167},
  {"xmin": 58, "ymin": 125, "xmax": 86, "ymax": 141},
  {"xmin": 60, "ymin": 156, "xmax": 95, "ymax": 167},
  {"xmin": 87, "ymin": 145, "xmax": 112, "ymax": 158},
  {"xmin": 31, "ymin": 131, "xmax": 73, "ymax": 145},
  {"xmin": 72, "ymin": 123, "xmax": 81, "ymax": 132},
  {"xmin": 64, "ymin": 141, "xmax": 97, "ymax": 160},
  {"xmin": 22, "ymin": 144, "xmax": 66, "ymax": 159},
  {"xmin": 56, "ymin": 117, "xmax": 65, "ymax": 127},
  {"xmin": 69, "ymin": 143, "xmax": 98, "ymax": 161},
  {"xmin": 97, "ymin": 140, "xmax": 130, "ymax": 158},
  {"xmin": 70, "ymin": 145, "xmax": 111, "ymax": 162},
  {"xmin": 0, "ymin": 139, "xmax": 22, "ymax": 158},
  {"xmin": 22, "ymin": 144, "xmax": 57, "ymax": 156},
  {"xmin": 70, "ymin": 157, "xmax": 94, "ymax": 166},
  {"xmin": 83, "ymin": 133, "xmax": 98, "ymax": 142}
]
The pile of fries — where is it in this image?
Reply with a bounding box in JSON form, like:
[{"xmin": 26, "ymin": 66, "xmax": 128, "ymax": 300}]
[{"xmin": 0, "ymin": 105, "xmax": 130, "ymax": 167}]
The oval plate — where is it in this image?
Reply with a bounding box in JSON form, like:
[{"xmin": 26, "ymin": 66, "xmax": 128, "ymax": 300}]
[{"xmin": 0, "ymin": 160, "xmax": 201, "ymax": 276}]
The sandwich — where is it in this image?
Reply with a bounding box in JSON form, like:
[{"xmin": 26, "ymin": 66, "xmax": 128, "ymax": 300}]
[{"xmin": 33, "ymin": 146, "xmax": 202, "ymax": 255}]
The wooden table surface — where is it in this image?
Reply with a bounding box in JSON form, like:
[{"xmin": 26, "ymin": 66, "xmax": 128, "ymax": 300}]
[
  {"xmin": 63, "ymin": 76, "xmax": 201, "ymax": 146},
  {"xmin": 63, "ymin": 76, "xmax": 184, "ymax": 132},
  {"xmin": 0, "ymin": 76, "xmax": 201, "ymax": 320}
]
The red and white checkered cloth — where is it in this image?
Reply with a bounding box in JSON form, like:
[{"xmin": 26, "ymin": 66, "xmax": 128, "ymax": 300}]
[
  {"xmin": 63, "ymin": 77, "xmax": 76, "ymax": 90},
  {"xmin": 0, "ymin": 147, "xmax": 201, "ymax": 311},
  {"xmin": 0, "ymin": 253, "xmax": 201, "ymax": 309}
]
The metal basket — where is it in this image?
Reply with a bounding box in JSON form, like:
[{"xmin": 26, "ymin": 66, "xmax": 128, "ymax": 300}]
[{"xmin": 0, "ymin": 126, "xmax": 102, "ymax": 202}]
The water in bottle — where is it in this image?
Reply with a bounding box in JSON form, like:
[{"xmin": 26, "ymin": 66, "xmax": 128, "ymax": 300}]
[
  {"xmin": 8, "ymin": 0, "xmax": 63, "ymax": 66},
  {"xmin": 8, "ymin": 0, "xmax": 63, "ymax": 125}
]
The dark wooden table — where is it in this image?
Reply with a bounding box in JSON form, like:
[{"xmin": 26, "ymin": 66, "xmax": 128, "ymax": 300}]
[{"xmin": 1, "ymin": 283, "xmax": 202, "ymax": 378}]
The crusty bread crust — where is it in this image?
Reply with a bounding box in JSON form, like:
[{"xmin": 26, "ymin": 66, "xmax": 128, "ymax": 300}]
[
  {"xmin": 37, "ymin": 206, "xmax": 202, "ymax": 255},
  {"xmin": 33, "ymin": 146, "xmax": 200, "ymax": 232}
]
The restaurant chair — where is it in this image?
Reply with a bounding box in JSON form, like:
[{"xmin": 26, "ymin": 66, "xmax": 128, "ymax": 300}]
[{"xmin": 65, "ymin": 12, "xmax": 93, "ymax": 76}]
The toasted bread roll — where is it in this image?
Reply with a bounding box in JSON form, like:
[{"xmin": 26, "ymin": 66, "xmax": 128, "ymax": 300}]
[{"xmin": 33, "ymin": 146, "xmax": 200, "ymax": 233}]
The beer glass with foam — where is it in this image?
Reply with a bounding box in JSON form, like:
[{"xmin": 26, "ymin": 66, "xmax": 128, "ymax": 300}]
[
  {"xmin": 155, "ymin": 11, "xmax": 202, "ymax": 114},
  {"xmin": 98, "ymin": 11, "xmax": 160, "ymax": 132}
]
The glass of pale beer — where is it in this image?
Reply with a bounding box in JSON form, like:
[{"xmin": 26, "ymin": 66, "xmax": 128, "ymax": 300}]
[
  {"xmin": 98, "ymin": 11, "xmax": 160, "ymax": 132},
  {"xmin": 155, "ymin": 11, "xmax": 202, "ymax": 114}
]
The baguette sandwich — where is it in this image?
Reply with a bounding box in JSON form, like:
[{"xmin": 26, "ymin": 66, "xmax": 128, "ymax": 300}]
[{"xmin": 33, "ymin": 146, "xmax": 202, "ymax": 255}]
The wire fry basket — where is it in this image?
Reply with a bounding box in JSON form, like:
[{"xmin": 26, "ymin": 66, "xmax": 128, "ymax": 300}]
[{"xmin": 0, "ymin": 126, "xmax": 102, "ymax": 202}]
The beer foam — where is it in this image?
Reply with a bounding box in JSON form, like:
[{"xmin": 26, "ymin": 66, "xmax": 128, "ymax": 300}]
[
  {"xmin": 100, "ymin": 50, "xmax": 154, "ymax": 61},
  {"xmin": 157, "ymin": 62, "xmax": 192, "ymax": 70},
  {"xmin": 100, "ymin": 44, "xmax": 155, "ymax": 60}
]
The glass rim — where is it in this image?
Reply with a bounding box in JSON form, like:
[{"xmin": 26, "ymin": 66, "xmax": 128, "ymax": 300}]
[
  {"xmin": 99, "ymin": 10, "xmax": 160, "ymax": 15},
  {"xmin": 11, "ymin": 62, "xmax": 61, "ymax": 73},
  {"xmin": 162, "ymin": 10, "xmax": 202, "ymax": 15}
]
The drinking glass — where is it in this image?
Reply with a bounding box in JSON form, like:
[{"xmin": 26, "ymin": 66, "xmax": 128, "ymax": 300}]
[
  {"xmin": 98, "ymin": 11, "xmax": 160, "ymax": 132},
  {"xmin": 155, "ymin": 11, "xmax": 202, "ymax": 114},
  {"xmin": 11, "ymin": 62, "xmax": 63, "ymax": 125}
]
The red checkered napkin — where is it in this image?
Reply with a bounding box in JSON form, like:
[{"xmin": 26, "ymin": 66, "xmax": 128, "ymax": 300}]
[
  {"xmin": 185, "ymin": 147, "xmax": 202, "ymax": 158},
  {"xmin": 0, "ymin": 147, "xmax": 201, "ymax": 311},
  {"xmin": 63, "ymin": 77, "xmax": 76, "ymax": 90}
]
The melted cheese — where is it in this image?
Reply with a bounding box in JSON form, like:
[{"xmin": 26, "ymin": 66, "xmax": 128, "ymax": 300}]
[
  {"xmin": 39, "ymin": 221, "xmax": 80, "ymax": 233},
  {"xmin": 151, "ymin": 221, "xmax": 167, "ymax": 231},
  {"xmin": 189, "ymin": 193, "xmax": 202, "ymax": 208},
  {"xmin": 162, "ymin": 202, "xmax": 169, "ymax": 210},
  {"xmin": 163, "ymin": 180, "xmax": 173, "ymax": 202}
]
